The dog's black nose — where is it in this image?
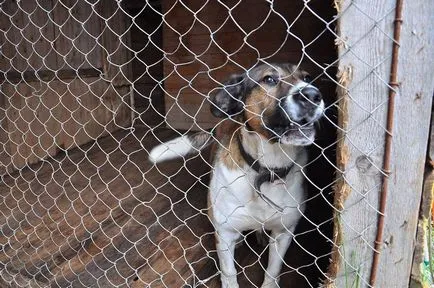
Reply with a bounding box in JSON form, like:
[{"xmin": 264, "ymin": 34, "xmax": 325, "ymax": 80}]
[{"xmin": 294, "ymin": 87, "xmax": 322, "ymax": 105}]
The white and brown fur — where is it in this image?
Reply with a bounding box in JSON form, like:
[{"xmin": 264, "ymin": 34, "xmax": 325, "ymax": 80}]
[{"xmin": 149, "ymin": 63, "xmax": 324, "ymax": 288}]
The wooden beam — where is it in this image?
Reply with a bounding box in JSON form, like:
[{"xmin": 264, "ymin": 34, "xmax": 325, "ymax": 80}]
[
  {"xmin": 0, "ymin": 68, "xmax": 103, "ymax": 84},
  {"xmin": 409, "ymin": 171, "xmax": 434, "ymax": 287},
  {"xmin": 328, "ymin": 0, "xmax": 434, "ymax": 287},
  {"xmin": 376, "ymin": 0, "xmax": 433, "ymax": 285},
  {"xmin": 429, "ymin": 103, "xmax": 434, "ymax": 165}
]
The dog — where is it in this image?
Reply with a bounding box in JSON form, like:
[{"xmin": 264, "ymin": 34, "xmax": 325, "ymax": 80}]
[{"xmin": 148, "ymin": 63, "xmax": 324, "ymax": 288}]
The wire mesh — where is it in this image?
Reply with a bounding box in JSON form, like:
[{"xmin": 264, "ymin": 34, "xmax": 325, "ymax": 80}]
[{"xmin": 0, "ymin": 0, "xmax": 402, "ymax": 287}]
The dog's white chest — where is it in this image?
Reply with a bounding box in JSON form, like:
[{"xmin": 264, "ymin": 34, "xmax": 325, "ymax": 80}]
[{"xmin": 209, "ymin": 163, "xmax": 306, "ymax": 231}]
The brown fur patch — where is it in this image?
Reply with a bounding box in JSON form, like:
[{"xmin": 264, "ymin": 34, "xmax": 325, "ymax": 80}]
[
  {"xmin": 207, "ymin": 189, "xmax": 214, "ymax": 226},
  {"xmin": 209, "ymin": 119, "xmax": 245, "ymax": 170},
  {"xmin": 243, "ymin": 86, "xmax": 277, "ymax": 139}
]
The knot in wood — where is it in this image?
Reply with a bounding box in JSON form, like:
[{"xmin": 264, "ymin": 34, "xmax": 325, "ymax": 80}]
[{"xmin": 355, "ymin": 155, "xmax": 372, "ymax": 173}]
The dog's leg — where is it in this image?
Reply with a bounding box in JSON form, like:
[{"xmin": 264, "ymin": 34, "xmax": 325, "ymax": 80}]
[
  {"xmin": 255, "ymin": 229, "xmax": 269, "ymax": 247},
  {"xmin": 215, "ymin": 229, "xmax": 240, "ymax": 288},
  {"xmin": 260, "ymin": 230, "xmax": 294, "ymax": 288}
]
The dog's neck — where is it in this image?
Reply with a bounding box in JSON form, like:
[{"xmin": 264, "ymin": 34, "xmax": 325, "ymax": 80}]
[{"xmin": 240, "ymin": 128, "xmax": 301, "ymax": 169}]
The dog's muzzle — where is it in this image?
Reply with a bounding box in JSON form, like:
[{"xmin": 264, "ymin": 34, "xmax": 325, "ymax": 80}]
[
  {"xmin": 293, "ymin": 87, "xmax": 322, "ymax": 107},
  {"xmin": 290, "ymin": 86, "xmax": 323, "ymax": 123},
  {"xmin": 271, "ymin": 84, "xmax": 324, "ymax": 146}
]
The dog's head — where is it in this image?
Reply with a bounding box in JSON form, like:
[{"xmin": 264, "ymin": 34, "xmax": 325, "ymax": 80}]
[{"xmin": 210, "ymin": 63, "xmax": 325, "ymax": 146}]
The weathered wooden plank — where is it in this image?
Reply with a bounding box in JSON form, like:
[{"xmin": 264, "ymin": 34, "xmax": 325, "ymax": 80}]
[
  {"xmin": 0, "ymin": 127, "xmax": 216, "ymax": 287},
  {"xmin": 0, "ymin": 0, "xmax": 132, "ymax": 172},
  {"xmin": 329, "ymin": 0, "xmax": 396, "ymax": 286},
  {"xmin": 0, "ymin": 1, "xmax": 27, "ymax": 72},
  {"xmin": 330, "ymin": 0, "xmax": 434, "ymax": 287},
  {"xmin": 131, "ymin": 214, "xmax": 214, "ymax": 287},
  {"xmin": 0, "ymin": 270, "xmax": 47, "ymax": 288},
  {"xmin": 58, "ymin": 79, "xmax": 130, "ymax": 148},
  {"xmin": 164, "ymin": 101, "xmax": 217, "ymax": 131},
  {"xmin": 409, "ymin": 171, "xmax": 434, "ymax": 287},
  {"xmin": 376, "ymin": 0, "xmax": 434, "ymax": 286},
  {"xmin": 2, "ymin": 81, "xmax": 56, "ymax": 170},
  {"xmin": 0, "ymin": 68, "xmax": 102, "ymax": 83},
  {"xmin": 1, "ymin": 0, "xmax": 131, "ymax": 83},
  {"xmin": 97, "ymin": 0, "xmax": 132, "ymax": 86},
  {"xmin": 1, "ymin": 77, "xmax": 130, "ymax": 171},
  {"xmin": 429, "ymin": 104, "xmax": 434, "ymax": 164},
  {"xmin": 52, "ymin": 0, "xmax": 102, "ymax": 70},
  {"xmin": 0, "ymin": 90, "xmax": 11, "ymax": 175},
  {"xmin": 20, "ymin": 0, "xmax": 57, "ymax": 71},
  {"xmin": 0, "ymin": 0, "xmax": 57, "ymax": 73}
]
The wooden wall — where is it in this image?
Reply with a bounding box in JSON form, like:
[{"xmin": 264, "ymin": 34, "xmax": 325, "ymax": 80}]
[
  {"xmin": 0, "ymin": 80, "xmax": 130, "ymax": 173},
  {"xmin": 162, "ymin": 0, "xmax": 337, "ymax": 130},
  {"xmin": 0, "ymin": 0, "xmax": 131, "ymax": 173},
  {"xmin": 328, "ymin": 0, "xmax": 434, "ymax": 287}
]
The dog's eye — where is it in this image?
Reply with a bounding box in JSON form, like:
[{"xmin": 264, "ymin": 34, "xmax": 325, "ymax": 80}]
[
  {"xmin": 263, "ymin": 75, "xmax": 278, "ymax": 86},
  {"xmin": 303, "ymin": 75, "xmax": 312, "ymax": 83}
]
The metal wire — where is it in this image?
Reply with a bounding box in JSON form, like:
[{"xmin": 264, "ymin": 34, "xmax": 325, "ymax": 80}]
[{"xmin": 0, "ymin": 0, "xmax": 407, "ymax": 287}]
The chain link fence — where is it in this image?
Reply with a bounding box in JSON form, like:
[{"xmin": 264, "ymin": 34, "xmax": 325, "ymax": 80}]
[{"xmin": 0, "ymin": 0, "xmax": 430, "ymax": 287}]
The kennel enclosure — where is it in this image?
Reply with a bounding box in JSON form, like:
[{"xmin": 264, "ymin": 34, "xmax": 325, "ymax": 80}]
[{"xmin": 0, "ymin": 0, "xmax": 433, "ymax": 287}]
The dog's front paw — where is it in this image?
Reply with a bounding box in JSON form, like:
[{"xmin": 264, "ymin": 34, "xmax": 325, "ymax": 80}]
[
  {"xmin": 221, "ymin": 275, "xmax": 239, "ymax": 288},
  {"xmin": 255, "ymin": 230, "xmax": 269, "ymax": 247},
  {"xmin": 261, "ymin": 276, "xmax": 280, "ymax": 288}
]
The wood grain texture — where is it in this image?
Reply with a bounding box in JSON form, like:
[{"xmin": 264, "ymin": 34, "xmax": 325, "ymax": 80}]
[
  {"xmin": 0, "ymin": 0, "xmax": 133, "ymax": 172},
  {"xmin": 0, "ymin": 94, "xmax": 10, "ymax": 175},
  {"xmin": 332, "ymin": 0, "xmax": 395, "ymax": 285},
  {"xmin": 332, "ymin": 0, "xmax": 434, "ymax": 287},
  {"xmin": 0, "ymin": 0, "xmax": 57, "ymax": 72},
  {"xmin": 429, "ymin": 104, "xmax": 434, "ymax": 164},
  {"xmin": 52, "ymin": 0, "xmax": 102, "ymax": 71},
  {"xmin": 376, "ymin": 0, "xmax": 434, "ymax": 286},
  {"xmin": 0, "ymin": 127, "xmax": 332, "ymax": 287},
  {"xmin": 98, "ymin": 1, "xmax": 132, "ymax": 87},
  {"xmin": 409, "ymin": 171, "xmax": 434, "ymax": 287},
  {"xmin": 0, "ymin": 0, "xmax": 131, "ymax": 81},
  {"xmin": 0, "ymin": 78, "xmax": 130, "ymax": 172},
  {"xmin": 0, "ymin": 128, "xmax": 212, "ymax": 287}
]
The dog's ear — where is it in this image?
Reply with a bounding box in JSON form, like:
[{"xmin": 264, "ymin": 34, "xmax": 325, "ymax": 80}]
[{"xmin": 210, "ymin": 74, "xmax": 245, "ymax": 118}]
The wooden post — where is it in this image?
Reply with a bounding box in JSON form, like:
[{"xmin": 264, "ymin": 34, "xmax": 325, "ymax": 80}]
[{"xmin": 327, "ymin": 0, "xmax": 434, "ymax": 287}]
